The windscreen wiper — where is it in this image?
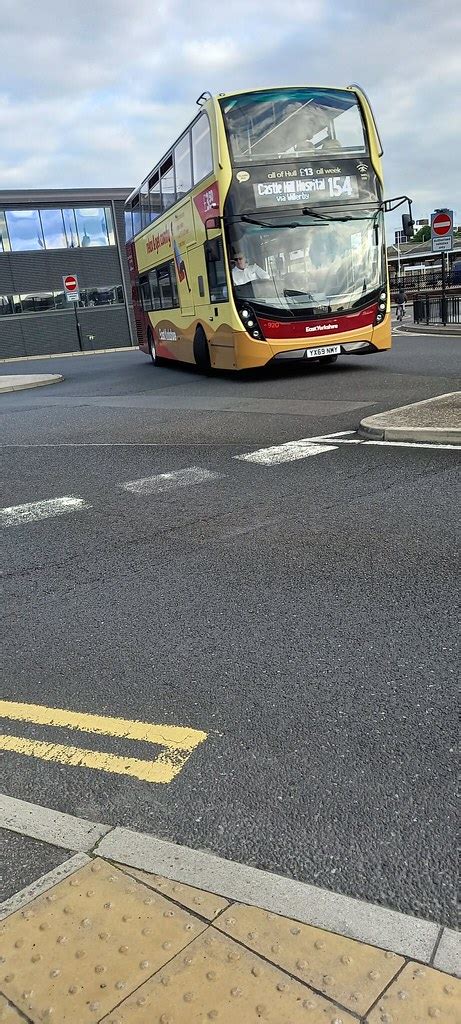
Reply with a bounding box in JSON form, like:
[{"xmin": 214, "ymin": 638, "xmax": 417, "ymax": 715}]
[
  {"xmin": 241, "ymin": 213, "xmax": 300, "ymax": 229},
  {"xmin": 301, "ymin": 207, "xmax": 330, "ymax": 222}
]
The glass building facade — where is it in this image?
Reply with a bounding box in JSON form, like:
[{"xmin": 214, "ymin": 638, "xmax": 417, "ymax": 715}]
[{"xmin": 0, "ymin": 188, "xmax": 135, "ymax": 358}]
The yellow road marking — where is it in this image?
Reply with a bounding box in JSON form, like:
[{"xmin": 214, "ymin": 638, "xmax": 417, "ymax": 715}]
[{"xmin": 0, "ymin": 700, "xmax": 207, "ymax": 784}]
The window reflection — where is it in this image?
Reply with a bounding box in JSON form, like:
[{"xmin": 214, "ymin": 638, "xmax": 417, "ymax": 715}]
[
  {"xmin": 0, "ymin": 286, "xmax": 124, "ymax": 314},
  {"xmin": 74, "ymin": 207, "xmax": 109, "ymax": 247},
  {"xmin": 140, "ymin": 183, "xmax": 150, "ymax": 230},
  {"xmin": 54, "ymin": 290, "xmax": 67, "ymax": 309},
  {"xmin": 63, "ymin": 208, "xmax": 78, "ymax": 248},
  {"xmin": 6, "ymin": 210, "xmax": 44, "ymax": 251},
  {"xmin": 0, "ymin": 295, "xmax": 14, "ymax": 315},
  {"xmin": 192, "ymin": 115, "xmax": 213, "ymax": 184},
  {"xmin": 20, "ymin": 293, "xmax": 55, "ymax": 313},
  {"xmin": 160, "ymin": 158, "xmax": 176, "ymax": 212},
  {"xmin": 40, "ymin": 209, "xmax": 67, "ymax": 249},
  {"xmin": 124, "ymin": 210, "xmax": 133, "ymax": 242},
  {"xmin": 105, "ymin": 206, "xmax": 115, "ymax": 245},
  {"xmin": 175, "ymin": 134, "xmax": 192, "ymax": 199},
  {"xmin": 220, "ymin": 88, "xmax": 367, "ymax": 162},
  {"xmin": 82, "ymin": 285, "xmax": 122, "ymax": 305},
  {"xmin": 228, "ymin": 215, "xmax": 383, "ymax": 313},
  {"xmin": 0, "ymin": 204, "xmax": 117, "ymax": 253},
  {"xmin": 148, "ymin": 174, "xmax": 161, "ymax": 223},
  {"xmin": 0, "ymin": 211, "xmax": 10, "ymax": 251},
  {"xmin": 131, "ymin": 199, "xmax": 142, "ymax": 236}
]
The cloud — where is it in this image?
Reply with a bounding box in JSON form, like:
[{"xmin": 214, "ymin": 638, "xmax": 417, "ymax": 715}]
[{"xmin": 0, "ymin": 0, "xmax": 459, "ymax": 236}]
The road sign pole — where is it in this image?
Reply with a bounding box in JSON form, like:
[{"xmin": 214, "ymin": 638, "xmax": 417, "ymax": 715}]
[
  {"xmin": 73, "ymin": 301, "xmax": 83, "ymax": 351},
  {"xmin": 441, "ymin": 252, "xmax": 447, "ymax": 327}
]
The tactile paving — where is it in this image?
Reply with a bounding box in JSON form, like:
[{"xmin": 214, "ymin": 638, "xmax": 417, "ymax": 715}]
[
  {"xmin": 0, "ymin": 995, "xmax": 25, "ymax": 1023},
  {"xmin": 214, "ymin": 903, "xmax": 403, "ymax": 1015},
  {"xmin": 99, "ymin": 927, "xmax": 357, "ymax": 1023},
  {"xmin": 0, "ymin": 858, "xmax": 206, "ymax": 1023},
  {"xmin": 367, "ymin": 961, "xmax": 461, "ymax": 1023},
  {"xmin": 115, "ymin": 864, "xmax": 229, "ymax": 920}
]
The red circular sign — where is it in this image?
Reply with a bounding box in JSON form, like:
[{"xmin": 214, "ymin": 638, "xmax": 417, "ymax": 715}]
[
  {"xmin": 64, "ymin": 275, "xmax": 78, "ymax": 291},
  {"xmin": 432, "ymin": 213, "xmax": 452, "ymax": 236}
]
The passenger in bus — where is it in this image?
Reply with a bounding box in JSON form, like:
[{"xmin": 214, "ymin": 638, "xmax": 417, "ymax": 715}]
[{"xmin": 232, "ymin": 252, "xmax": 270, "ymax": 286}]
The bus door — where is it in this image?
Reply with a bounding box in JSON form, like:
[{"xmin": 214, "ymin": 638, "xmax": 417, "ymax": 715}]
[{"xmin": 197, "ymin": 235, "xmax": 234, "ymax": 368}]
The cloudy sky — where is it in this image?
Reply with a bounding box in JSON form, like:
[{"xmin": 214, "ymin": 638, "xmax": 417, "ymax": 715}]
[{"xmin": 2, "ymin": 0, "xmax": 460, "ymax": 238}]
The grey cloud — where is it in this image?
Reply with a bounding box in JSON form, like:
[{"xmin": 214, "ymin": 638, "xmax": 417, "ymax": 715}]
[{"xmin": 1, "ymin": 0, "xmax": 459, "ymax": 236}]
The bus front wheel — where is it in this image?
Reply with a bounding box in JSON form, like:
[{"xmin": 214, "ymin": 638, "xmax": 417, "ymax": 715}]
[
  {"xmin": 147, "ymin": 329, "xmax": 160, "ymax": 366},
  {"xmin": 193, "ymin": 326, "xmax": 211, "ymax": 373}
]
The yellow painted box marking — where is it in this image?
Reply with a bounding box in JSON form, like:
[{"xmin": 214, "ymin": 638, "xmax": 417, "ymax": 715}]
[{"xmin": 0, "ymin": 700, "xmax": 207, "ymax": 784}]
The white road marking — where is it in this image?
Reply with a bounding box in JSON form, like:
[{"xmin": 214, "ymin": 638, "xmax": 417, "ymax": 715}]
[
  {"xmin": 0, "ymin": 496, "xmax": 89, "ymax": 527},
  {"xmin": 235, "ymin": 441, "xmax": 338, "ymax": 465},
  {"xmin": 363, "ymin": 439, "xmax": 460, "ymax": 450},
  {"xmin": 121, "ymin": 466, "xmax": 221, "ymax": 494}
]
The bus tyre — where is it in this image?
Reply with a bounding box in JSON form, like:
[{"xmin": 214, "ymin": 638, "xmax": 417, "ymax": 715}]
[
  {"xmin": 148, "ymin": 329, "xmax": 159, "ymax": 366},
  {"xmin": 319, "ymin": 354, "xmax": 338, "ymax": 365},
  {"xmin": 193, "ymin": 326, "xmax": 211, "ymax": 373}
]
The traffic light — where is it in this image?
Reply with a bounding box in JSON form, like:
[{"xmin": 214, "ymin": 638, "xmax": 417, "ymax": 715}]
[{"xmin": 402, "ymin": 213, "xmax": 414, "ymax": 238}]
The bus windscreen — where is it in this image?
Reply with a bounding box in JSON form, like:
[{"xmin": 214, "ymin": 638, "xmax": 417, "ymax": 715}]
[{"xmin": 220, "ymin": 88, "xmax": 368, "ymax": 162}]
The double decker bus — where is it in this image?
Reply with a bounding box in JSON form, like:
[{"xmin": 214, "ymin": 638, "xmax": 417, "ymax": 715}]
[{"xmin": 125, "ymin": 85, "xmax": 391, "ymax": 372}]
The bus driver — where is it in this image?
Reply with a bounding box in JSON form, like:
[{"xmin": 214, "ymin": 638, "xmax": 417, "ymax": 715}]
[{"xmin": 232, "ymin": 252, "xmax": 270, "ymax": 286}]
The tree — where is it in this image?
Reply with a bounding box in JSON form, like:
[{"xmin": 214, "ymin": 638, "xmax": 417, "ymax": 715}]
[{"xmin": 412, "ymin": 225, "xmax": 431, "ymax": 243}]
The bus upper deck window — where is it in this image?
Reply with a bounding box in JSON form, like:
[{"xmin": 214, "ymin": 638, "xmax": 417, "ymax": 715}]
[{"xmin": 192, "ymin": 114, "xmax": 213, "ymax": 184}]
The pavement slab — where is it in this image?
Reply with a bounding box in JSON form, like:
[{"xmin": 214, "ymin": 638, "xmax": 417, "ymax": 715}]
[
  {"xmin": 116, "ymin": 863, "xmax": 230, "ymax": 921},
  {"xmin": 367, "ymin": 962, "xmax": 460, "ymax": 1022},
  {"xmin": 0, "ymin": 857, "xmax": 459, "ymax": 1024}
]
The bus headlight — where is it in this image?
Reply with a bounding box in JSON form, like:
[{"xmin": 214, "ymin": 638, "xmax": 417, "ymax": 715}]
[
  {"xmin": 237, "ymin": 304, "xmax": 265, "ymax": 340},
  {"xmin": 374, "ymin": 290, "xmax": 387, "ymax": 325}
]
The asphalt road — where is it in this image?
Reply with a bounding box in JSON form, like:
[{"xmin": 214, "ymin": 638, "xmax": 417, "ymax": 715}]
[{"xmin": 1, "ymin": 333, "xmax": 459, "ymax": 926}]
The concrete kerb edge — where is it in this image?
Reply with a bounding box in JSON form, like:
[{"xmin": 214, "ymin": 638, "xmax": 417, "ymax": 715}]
[
  {"xmin": 359, "ymin": 390, "xmax": 461, "ymax": 445},
  {"xmin": 0, "ymin": 374, "xmax": 64, "ymax": 393},
  {"xmin": 0, "ymin": 853, "xmax": 90, "ymax": 920},
  {"xmin": 0, "ymin": 348, "xmax": 135, "ymax": 364},
  {"xmin": 359, "ymin": 422, "xmax": 461, "ymax": 444},
  {"xmin": 97, "ymin": 827, "xmax": 441, "ymax": 965},
  {"xmin": 2, "ymin": 795, "xmax": 457, "ymax": 972}
]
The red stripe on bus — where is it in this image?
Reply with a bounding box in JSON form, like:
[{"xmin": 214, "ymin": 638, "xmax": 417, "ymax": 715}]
[{"xmin": 257, "ymin": 303, "xmax": 379, "ymax": 340}]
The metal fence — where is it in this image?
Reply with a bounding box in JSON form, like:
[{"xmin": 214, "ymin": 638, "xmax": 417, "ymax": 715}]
[
  {"xmin": 413, "ymin": 295, "xmax": 461, "ymax": 324},
  {"xmin": 390, "ymin": 268, "xmax": 461, "ymax": 293}
]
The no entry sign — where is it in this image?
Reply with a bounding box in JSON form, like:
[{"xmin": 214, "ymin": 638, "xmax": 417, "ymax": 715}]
[
  {"xmin": 63, "ymin": 272, "xmax": 78, "ymax": 292},
  {"xmin": 431, "ymin": 210, "xmax": 453, "ymax": 253},
  {"xmin": 432, "ymin": 212, "xmax": 452, "ymax": 235}
]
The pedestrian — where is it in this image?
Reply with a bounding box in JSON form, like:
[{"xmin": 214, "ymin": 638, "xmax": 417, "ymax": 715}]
[{"xmin": 396, "ymin": 286, "xmax": 406, "ymax": 321}]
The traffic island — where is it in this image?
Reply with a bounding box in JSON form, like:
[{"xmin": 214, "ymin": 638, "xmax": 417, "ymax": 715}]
[
  {"xmin": 359, "ymin": 391, "xmax": 461, "ymax": 444},
  {"xmin": 0, "ymin": 374, "xmax": 64, "ymax": 393}
]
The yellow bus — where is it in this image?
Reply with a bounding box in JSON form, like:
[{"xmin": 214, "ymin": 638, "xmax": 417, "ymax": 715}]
[{"xmin": 125, "ymin": 85, "xmax": 392, "ymax": 372}]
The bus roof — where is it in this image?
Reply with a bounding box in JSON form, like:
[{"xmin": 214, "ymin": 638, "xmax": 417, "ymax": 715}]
[{"xmin": 125, "ymin": 84, "xmax": 366, "ymax": 209}]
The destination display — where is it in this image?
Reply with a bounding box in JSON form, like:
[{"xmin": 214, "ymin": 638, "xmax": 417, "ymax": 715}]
[
  {"xmin": 254, "ymin": 174, "xmax": 359, "ymax": 207},
  {"xmin": 228, "ymin": 157, "xmax": 380, "ymax": 214}
]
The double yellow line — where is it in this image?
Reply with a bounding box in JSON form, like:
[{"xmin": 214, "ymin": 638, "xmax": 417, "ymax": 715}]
[{"xmin": 0, "ymin": 700, "xmax": 207, "ymax": 784}]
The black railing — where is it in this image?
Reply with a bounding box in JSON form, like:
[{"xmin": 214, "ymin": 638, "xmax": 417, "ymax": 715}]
[
  {"xmin": 390, "ymin": 268, "xmax": 461, "ymax": 293},
  {"xmin": 413, "ymin": 295, "xmax": 461, "ymax": 324}
]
